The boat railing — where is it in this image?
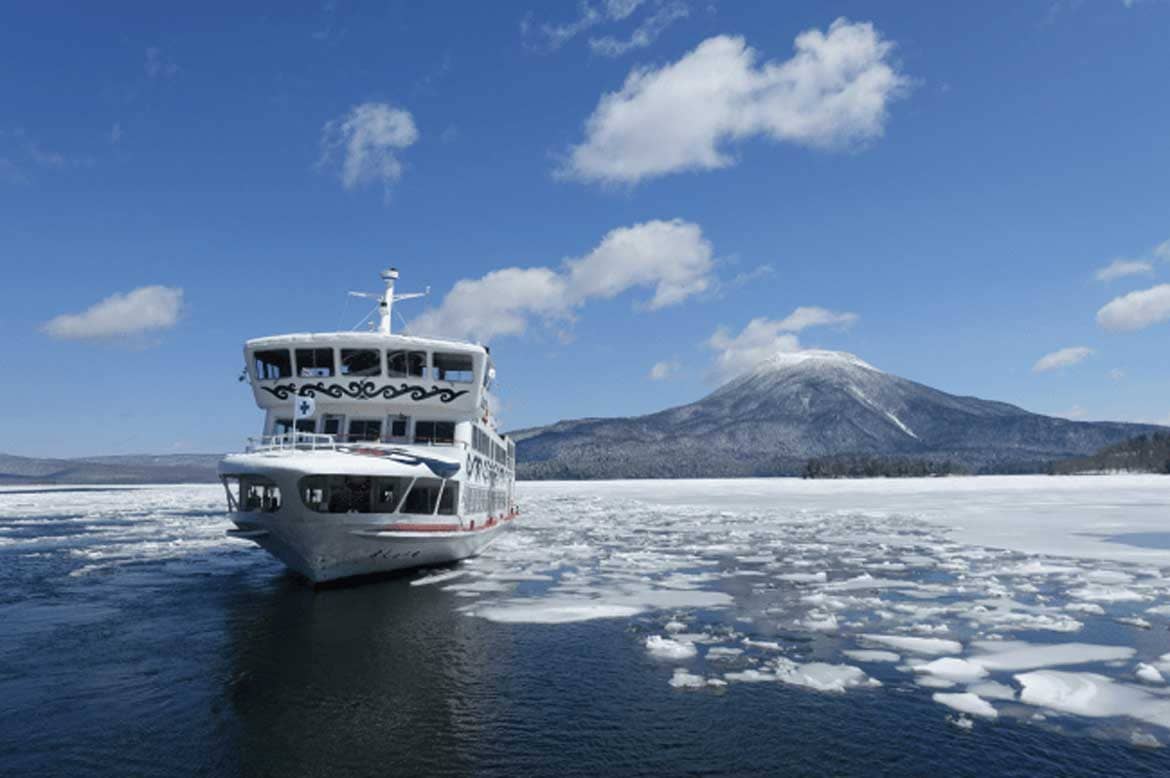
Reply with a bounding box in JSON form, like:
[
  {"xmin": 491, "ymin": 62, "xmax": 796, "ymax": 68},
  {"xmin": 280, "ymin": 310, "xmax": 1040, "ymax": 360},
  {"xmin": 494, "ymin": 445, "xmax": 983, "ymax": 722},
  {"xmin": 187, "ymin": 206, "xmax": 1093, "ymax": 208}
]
[{"xmin": 247, "ymin": 432, "xmax": 338, "ymax": 453}]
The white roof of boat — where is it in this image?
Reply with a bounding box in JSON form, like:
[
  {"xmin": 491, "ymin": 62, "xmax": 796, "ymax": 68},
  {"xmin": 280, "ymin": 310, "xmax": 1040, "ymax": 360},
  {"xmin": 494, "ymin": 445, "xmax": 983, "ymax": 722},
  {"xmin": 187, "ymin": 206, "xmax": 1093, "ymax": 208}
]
[
  {"xmin": 219, "ymin": 447, "xmax": 460, "ymax": 479},
  {"xmin": 246, "ymin": 331, "xmax": 487, "ymax": 354}
]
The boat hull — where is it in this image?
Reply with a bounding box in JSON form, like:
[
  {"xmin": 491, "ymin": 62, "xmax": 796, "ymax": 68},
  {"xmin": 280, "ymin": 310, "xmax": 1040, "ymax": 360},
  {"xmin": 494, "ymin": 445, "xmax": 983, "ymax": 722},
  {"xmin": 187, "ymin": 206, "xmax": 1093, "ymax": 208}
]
[{"xmin": 228, "ymin": 507, "xmax": 509, "ymax": 583}]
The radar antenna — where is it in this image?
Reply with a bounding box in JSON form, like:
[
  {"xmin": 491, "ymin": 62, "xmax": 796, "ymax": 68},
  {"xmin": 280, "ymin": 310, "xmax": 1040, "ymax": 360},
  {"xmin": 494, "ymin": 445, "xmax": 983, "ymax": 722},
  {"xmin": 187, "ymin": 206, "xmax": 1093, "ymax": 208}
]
[{"xmin": 348, "ymin": 268, "xmax": 429, "ymax": 335}]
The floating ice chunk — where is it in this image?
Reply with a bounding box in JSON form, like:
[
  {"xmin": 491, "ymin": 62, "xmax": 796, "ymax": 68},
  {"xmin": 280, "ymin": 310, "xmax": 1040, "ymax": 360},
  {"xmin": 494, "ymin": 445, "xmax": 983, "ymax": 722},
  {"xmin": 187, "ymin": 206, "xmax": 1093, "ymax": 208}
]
[
  {"xmin": 801, "ymin": 611, "xmax": 839, "ymax": 632},
  {"xmin": 469, "ymin": 600, "xmax": 642, "ymax": 624},
  {"xmin": 842, "ymin": 650, "xmax": 901, "ymax": 663},
  {"xmin": 1067, "ymin": 585, "xmax": 1149, "ymax": 603},
  {"xmin": 1065, "ymin": 602, "xmax": 1105, "ymax": 615},
  {"xmin": 948, "ymin": 715, "xmax": 975, "ymax": 731},
  {"xmin": 669, "ymin": 668, "xmax": 724, "ymax": 689},
  {"xmin": 1136, "ymin": 664, "xmax": 1165, "ymax": 684},
  {"xmin": 664, "ymin": 620, "xmax": 687, "ymax": 633},
  {"xmin": 723, "ymin": 669, "xmax": 777, "ymax": 683},
  {"xmin": 933, "ymin": 692, "xmax": 998, "ymax": 720},
  {"xmin": 706, "ymin": 646, "xmax": 744, "ymax": 659},
  {"xmin": 1015, "ymin": 671, "xmax": 1170, "ymax": 729},
  {"xmin": 1116, "ymin": 616, "xmax": 1152, "ymax": 630},
  {"xmin": 742, "ymin": 638, "xmax": 783, "ymax": 651},
  {"xmin": 777, "ymin": 571, "xmax": 826, "ymax": 583},
  {"xmin": 916, "ymin": 677, "xmax": 956, "ymax": 689},
  {"xmin": 772, "ymin": 658, "xmax": 880, "ymax": 693},
  {"xmin": 1146, "ymin": 604, "xmax": 1170, "ymax": 616},
  {"xmin": 410, "ymin": 569, "xmax": 467, "ymax": 587},
  {"xmin": 824, "ymin": 574, "xmax": 920, "ymax": 592},
  {"xmin": 860, "ymin": 634, "xmax": 963, "ymax": 656},
  {"xmin": 967, "ymin": 681, "xmax": 1017, "ymax": 701},
  {"xmin": 969, "ymin": 640, "xmax": 1135, "ymax": 671},
  {"xmin": 645, "ymin": 635, "xmax": 698, "ymax": 661},
  {"xmin": 1087, "ymin": 569, "xmax": 1135, "ymax": 585},
  {"xmin": 915, "ymin": 658, "xmax": 989, "ymax": 683},
  {"xmin": 1131, "ymin": 731, "xmax": 1162, "ymax": 749}
]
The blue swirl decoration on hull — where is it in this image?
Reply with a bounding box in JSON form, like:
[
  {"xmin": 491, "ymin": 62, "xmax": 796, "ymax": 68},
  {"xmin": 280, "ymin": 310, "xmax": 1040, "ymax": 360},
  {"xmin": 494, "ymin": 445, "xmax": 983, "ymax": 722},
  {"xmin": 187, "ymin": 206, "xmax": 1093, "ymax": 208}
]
[{"xmin": 259, "ymin": 381, "xmax": 469, "ymax": 404}]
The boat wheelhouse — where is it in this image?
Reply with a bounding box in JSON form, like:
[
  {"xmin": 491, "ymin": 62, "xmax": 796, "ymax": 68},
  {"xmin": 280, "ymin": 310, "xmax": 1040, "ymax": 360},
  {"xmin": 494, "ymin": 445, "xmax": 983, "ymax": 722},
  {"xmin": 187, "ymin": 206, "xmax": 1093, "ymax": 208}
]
[{"xmin": 219, "ymin": 269, "xmax": 516, "ymax": 583}]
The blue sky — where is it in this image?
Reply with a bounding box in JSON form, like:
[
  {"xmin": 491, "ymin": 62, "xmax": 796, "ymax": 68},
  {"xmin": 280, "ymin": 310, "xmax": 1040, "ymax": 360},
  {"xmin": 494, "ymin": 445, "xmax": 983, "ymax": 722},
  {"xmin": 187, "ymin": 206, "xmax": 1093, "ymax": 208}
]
[{"xmin": 2, "ymin": 1, "xmax": 1169, "ymax": 457}]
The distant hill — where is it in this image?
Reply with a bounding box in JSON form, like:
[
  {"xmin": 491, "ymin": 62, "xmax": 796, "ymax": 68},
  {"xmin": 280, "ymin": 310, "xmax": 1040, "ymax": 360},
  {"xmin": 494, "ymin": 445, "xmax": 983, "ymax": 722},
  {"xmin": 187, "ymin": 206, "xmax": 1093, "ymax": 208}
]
[
  {"xmin": 1049, "ymin": 432, "xmax": 1170, "ymax": 475},
  {"xmin": 512, "ymin": 350, "xmax": 1168, "ymax": 479},
  {"xmin": 0, "ymin": 453, "xmax": 221, "ymax": 485}
]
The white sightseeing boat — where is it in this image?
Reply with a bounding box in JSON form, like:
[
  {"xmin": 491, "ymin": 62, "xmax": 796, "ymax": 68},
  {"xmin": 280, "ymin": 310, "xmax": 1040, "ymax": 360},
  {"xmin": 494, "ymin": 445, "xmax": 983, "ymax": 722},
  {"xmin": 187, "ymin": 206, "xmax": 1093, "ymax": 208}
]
[{"xmin": 219, "ymin": 269, "xmax": 517, "ymax": 584}]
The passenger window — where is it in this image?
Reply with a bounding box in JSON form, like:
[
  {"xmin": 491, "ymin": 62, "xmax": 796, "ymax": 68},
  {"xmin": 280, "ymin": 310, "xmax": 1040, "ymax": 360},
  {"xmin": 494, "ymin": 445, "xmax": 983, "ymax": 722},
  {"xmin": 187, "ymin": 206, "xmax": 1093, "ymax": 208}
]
[
  {"xmin": 414, "ymin": 421, "xmax": 454, "ymax": 445},
  {"xmin": 274, "ymin": 418, "xmax": 293, "ymax": 435},
  {"xmin": 254, "ymin": 350, "xmax": 292, "ymax": 380},
  {"xmin": 387, "ymin": 350, "xmax": 427, "ymax": 378},
  {"xmin": 295, "ymin": 348, "xmax": 335, "ymax": 377},
  {"xmin": 438, "ymin": 482, "xmax": 458, "ymax": 515},
  {"xmin": 243, "ymin": 478, "xmax": 281, "ymax": 512},
  {"xmin": 432, "ymin": 352, "xmax": 474, "ymax": 383},
  {"xmin": 348, "ymin": 419, "xmax": 382, "ymax": 442},
  {"xmin": 295, "ymin": 418, "xmax": 315, "ymax": 433},
  {"xmin": 340, "ymin": 349, "xmax": 381, "ymax": 377},
  {"xmin": 388, "ymin": 415, "xmax": 409, "ymax": 439},
  {"xmin": 321, "ymin": 415, "xmax": 344, "ymax": 436},
  {"xmin": 402, "ymin": 478, "xmax": 442, "ymax": 514}
]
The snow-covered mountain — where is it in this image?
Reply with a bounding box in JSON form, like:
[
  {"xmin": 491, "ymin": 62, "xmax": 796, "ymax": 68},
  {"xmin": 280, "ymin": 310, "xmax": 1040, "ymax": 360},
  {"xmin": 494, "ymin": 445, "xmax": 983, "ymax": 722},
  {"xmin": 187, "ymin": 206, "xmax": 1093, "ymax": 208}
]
[{"xmin": 512, "ymin": 350, "xmax": 1165, "ymax": 479}]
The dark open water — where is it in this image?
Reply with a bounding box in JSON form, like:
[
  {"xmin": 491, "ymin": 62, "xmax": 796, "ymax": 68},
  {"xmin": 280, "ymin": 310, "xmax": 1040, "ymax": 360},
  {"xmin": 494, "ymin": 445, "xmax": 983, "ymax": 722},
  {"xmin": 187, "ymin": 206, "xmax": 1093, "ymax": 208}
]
[{"xmin": 1, "ymin": 485, "xmax": 1167, "ymax": 777}]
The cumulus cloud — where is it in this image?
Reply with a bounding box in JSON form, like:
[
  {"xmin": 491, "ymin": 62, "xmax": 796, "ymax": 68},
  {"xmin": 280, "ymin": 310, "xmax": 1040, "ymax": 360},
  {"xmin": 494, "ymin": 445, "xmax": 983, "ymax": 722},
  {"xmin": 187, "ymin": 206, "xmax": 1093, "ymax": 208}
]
[
  {"xmin": 648, "ymin": 360, "xmax": 679, "ymax": 380},
  {"xmin": 320, "ymin": 102, "xmax": 419, "ymax": 191},
  {"xmin": 145, "ymin": 47, "xmax": 178, "ymax": 79},
  {"xmin": 409, "ymin": 219, "xmax": 712, "ymax": 341},
  {"xmin": 1032, "ymin": 346, "xmax": 1094, "ymax": 373},
  {"xmin": 706, "ymin": 306, "xmax": 857, "ymax": 377},
  {"xmin": 562, "ymin": 19, "xmax": 909, "ymax": 184},
  {"xmin": 42, "ymin": 286, "xmax": 184, "ymax": 341},
  {"xmin": 1096, "ymin": 284, "xmax": 1170, "ymax": 332},
  {"xmin": 1094, "ymin": 259, "xmax": 1153, "ymax": 282}
]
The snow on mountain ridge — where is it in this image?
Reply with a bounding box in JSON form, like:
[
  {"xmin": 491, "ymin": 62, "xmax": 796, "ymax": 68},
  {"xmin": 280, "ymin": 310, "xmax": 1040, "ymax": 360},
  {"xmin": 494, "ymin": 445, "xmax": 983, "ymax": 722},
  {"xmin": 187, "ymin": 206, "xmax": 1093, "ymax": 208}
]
[{"xmin": 751, "ymin": 349, "xmax": 880, "ymax": 376}]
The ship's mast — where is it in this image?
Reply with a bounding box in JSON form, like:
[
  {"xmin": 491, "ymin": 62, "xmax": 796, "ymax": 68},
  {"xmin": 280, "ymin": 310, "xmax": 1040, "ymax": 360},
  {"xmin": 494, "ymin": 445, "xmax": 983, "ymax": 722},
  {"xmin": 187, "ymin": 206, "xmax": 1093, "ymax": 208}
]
[{"xmin": 352, "ymin": 268, "xmax": 428, "ymax": 335}]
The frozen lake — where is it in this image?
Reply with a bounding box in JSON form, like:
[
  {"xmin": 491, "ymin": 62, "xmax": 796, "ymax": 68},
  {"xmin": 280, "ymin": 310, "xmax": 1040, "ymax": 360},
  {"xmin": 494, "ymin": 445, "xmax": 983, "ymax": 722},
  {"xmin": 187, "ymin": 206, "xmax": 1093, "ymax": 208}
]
[{"xmin": 1, "ymin": 476, "xmax": 1169, "ymax": 775}]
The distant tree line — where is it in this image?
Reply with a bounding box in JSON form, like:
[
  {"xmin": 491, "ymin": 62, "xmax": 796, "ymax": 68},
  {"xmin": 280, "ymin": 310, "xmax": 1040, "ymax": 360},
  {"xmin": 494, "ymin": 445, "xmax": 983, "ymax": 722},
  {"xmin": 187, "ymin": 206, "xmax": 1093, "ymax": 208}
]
[
  {"xmin": 801, "ymin": 455, "xmax": 969, "ymax": 479},
  {"xmin": 1048, "ymin": 432, "xmax": 1170, "ymax": 475}
]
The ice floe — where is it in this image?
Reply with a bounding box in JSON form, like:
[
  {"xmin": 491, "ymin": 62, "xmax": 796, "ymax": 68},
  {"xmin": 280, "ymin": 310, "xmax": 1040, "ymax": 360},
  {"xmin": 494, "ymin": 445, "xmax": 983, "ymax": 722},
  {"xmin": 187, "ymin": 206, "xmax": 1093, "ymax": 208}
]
[
  {"xmin": 645, "ymin": 635, "xmax": 698, "ymax": 661},
  {"xmin": 860, "ymin": 635, "xmax": 963, "ymax": 656},
  {"xmin": 932, "ymin": 692, "xmax": 998, "ymax": 720}
]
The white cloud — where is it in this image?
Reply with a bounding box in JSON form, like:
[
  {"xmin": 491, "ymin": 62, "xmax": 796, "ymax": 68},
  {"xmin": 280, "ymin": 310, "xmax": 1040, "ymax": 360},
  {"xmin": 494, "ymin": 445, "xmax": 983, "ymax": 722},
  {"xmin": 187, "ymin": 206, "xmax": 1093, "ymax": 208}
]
[
  {"xmin": 1058, "ymin": 405, "xmax": 1088, "ymax": 420},
  {"xmin": 706, "ymin": 306, "xmax": 857, "ymax": 377},
  {"xmin": 776, "ymin": 305, "xmax": 858, "ymax": 332},
  {"xmin": 648, "ymin": 360, "xmax": 679, "ymax": 380},
  {"xmin": 42, "ymin": 286, "xmax": 183, "ymax": 341},
  {"xmin": 1109, "ymin": 368, "xmax": 1126, "ymax": 381},
  {"xmin": 409, "ymin": 219, "xmax": 712, "ymax": 341},
  {"xmin": 320, "ymin": 102, "xmax": 419, "ymax": 191},
  {"xmin": 1094, "ymin": 259, "xmax": 1153, "ymax": 282},
  {"xmin": 526, "ymin": 0, "xmax": 646, "ymax": 51},
  {"xmin": 110, "ymin": 123, "xmax": 123, "ymax": 144},
  {"xmin": 1096, "ymin": 284, "xmax": 1170, "ymax": 332},
  {"xmin": 590, "ymin": 1, "xmax": 688, "ymax": 57},
  {"xmin": 1032, "ymin": 346, "xmax": 1094, "ymax": 373},
  {"xmin": 1154, "ymin": 239, "xmax": 1170, "ymax": 262},
  {"xmin": 562, "ymin": 19, "xmax": 909, "ymax": 184}
]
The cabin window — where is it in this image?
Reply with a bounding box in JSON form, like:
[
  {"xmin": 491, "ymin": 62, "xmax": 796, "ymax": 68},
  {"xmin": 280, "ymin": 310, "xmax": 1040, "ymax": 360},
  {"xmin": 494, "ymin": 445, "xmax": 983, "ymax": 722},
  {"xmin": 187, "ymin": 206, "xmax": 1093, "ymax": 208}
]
[
  {"xmin": 299, "ymin": 475, "xmax": 411, "ymax": 514},
  {"xmin": 401, "ymin": 478, "xmax": 443, "ymax": 514},
  {"xmin": 254, "ymin": 350, "xmax": 292, "ymax": 380},
  {"xmin": 387, "ymin": 415, "xmax": 409, "ymax": 439},
  {"xmin": 387, "ymin": 349, "xmax": 427, "ymax": 378},
  {"xmin": 432, "ymin": 352, "xmax": 474, "ymax": 383},
  {"xmin": 274, "ymin": 418, "xmax": 294, "ymax": 435},
  {"xmin": 242, "ymin": 477, "xmax": 281, "ymax": 512},
  {"xmin": 347, "ymin": 419, "xmax": 382, "ymax": 442},
  {"xmin": 295, "ymin": 418, "xmax": 315, "ymax": 433},
  {"xmin": 295, "ymin": 348, "xmax": 335, "ymax": 377},
  {"xmin": 321, "ymin": 415, "xmax": 344, "ymax": 436},
  {"xmin": 340, "ymin": 349, "xmax": 381, "ymax": 377},
  {"xmin": 414, "ymin": 420, "xmax": 454, "ymax": 445},
  {"xmin": 438, "ymin": 482, "xmax": 458, "ymax": 515}
]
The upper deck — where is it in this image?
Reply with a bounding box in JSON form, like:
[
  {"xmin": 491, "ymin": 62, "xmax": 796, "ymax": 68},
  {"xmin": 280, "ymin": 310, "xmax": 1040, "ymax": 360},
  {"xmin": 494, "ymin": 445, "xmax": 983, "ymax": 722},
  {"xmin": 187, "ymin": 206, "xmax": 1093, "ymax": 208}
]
[{"xmin": 244, "ymin": 331, "xmax": 492, "ymax": 420}]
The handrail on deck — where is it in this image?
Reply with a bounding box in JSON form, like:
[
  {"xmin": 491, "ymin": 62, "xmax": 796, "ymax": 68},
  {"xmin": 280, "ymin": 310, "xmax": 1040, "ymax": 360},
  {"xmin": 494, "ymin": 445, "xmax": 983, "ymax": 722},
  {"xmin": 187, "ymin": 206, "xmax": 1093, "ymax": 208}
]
[{"xmin": 246, "ymin": 432, "xmax": 338, "ymax": 453}]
